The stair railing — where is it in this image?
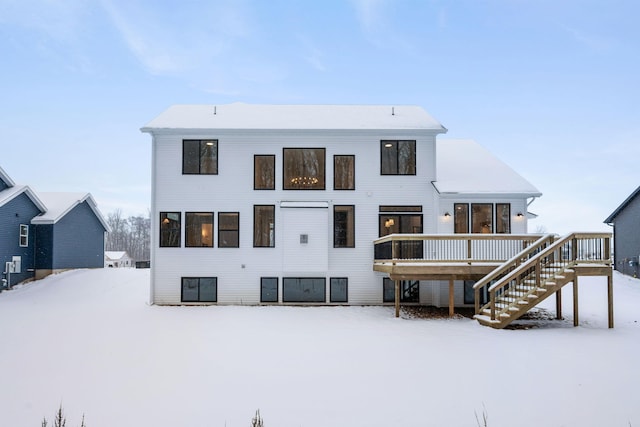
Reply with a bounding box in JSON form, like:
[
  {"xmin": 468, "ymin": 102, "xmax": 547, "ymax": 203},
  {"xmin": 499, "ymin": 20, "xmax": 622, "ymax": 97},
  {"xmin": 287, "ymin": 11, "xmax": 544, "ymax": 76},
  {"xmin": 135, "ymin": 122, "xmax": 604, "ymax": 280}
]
[
  {"xmin": 481, "ymin": 232, "xmax": 611, "ymax": 322},
  {"xmin": 473, "ymin": 234, "xmax": 556, "ymax": 314}
]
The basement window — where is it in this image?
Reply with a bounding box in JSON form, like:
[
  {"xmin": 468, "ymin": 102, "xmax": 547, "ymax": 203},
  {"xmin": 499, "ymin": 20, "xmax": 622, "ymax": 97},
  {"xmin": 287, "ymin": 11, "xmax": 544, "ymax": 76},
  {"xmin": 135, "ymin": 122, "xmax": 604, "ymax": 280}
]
[{"xmin": 181, "ymin": 277, "xmax": 217, "ymax": 302}]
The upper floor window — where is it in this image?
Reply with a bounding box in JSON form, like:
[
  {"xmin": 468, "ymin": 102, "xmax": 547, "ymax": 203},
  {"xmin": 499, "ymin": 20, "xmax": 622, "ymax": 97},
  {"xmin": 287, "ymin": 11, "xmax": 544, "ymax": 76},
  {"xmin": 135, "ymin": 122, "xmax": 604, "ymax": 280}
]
[
  {"xmin": 380, "ymin": 140, "xmax": 416, "ymax": 175},
  {"xmin": 334, "ymin": 155, "xmax": 355, "ymax": 190},
  {"xmin": 19, "ymin": 224, "xmax": 28, "ymax": 247},
  {"xmin": 254, "ymin": 155, "xmax": 275, "ymax": 190},
  {"xmin": 160, "ymin": 212, "xmax": 181, "ymax": 247},
  {"xmin": 218, "ymin": 212, "xmax": 240, "ymax": 248},
  {"xmin": 183, "ymin": 140, "xmax": 218, "ymax": 174},
  {"xmin": 185, "ymin": 212, "xmax": 214, "ymax": 247},
  {"xmin": 283, "ymin": 148, "xmax": 325, "ymax": 190}
]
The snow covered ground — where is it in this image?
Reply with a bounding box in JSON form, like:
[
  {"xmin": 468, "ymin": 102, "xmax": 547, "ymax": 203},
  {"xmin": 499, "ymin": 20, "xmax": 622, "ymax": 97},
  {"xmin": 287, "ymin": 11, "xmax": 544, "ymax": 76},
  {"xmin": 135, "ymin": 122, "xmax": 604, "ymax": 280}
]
[{"xmin": 0, "ymin": 268, "xmax": 638, "ymax": 427}]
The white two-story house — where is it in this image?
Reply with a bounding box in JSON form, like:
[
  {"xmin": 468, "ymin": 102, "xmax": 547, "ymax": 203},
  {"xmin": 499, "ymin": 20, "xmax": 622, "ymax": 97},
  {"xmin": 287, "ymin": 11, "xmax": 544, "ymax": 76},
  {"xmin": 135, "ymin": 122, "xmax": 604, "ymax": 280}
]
[{"xmin": 141, "ymin": 103, "xmax": 541, "ymax": 307}]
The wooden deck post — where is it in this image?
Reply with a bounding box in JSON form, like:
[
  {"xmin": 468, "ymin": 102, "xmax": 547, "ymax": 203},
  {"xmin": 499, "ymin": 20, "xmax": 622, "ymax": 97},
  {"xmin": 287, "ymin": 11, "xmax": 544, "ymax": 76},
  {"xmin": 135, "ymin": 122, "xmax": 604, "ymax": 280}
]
[
  {"xmin": 395, "ymin": 279, "xmax": 400, "ymax": 318},
  {"xmin": 449, "ymin": 277, "xmax": 455, "ymax": 317},
  {"xmin": 573, "ymin": 278, "xmax": 579, "ymax": 327},
  {"xmin": 555, "ymin": 288, "xmax": 562, "ymax": 320},
  {"xmin": 608, "ymin": 273, "xmax": 614, "ymax": 328}
]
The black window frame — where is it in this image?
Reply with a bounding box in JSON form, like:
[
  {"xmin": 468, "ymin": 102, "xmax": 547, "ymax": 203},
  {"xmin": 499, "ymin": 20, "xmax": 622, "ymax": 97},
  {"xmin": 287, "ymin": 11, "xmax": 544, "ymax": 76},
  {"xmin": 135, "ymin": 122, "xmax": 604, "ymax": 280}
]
[
  {"xmin": 181, "ymin": 277, "xmax": 217, "ymax": 302},
  {"xmin": 380, "ymin": 140, "xmax": 416, "ymax": 175},
  {"xmin": 159, "ymin": 212, "xmax": 181, "ymax": 247},
  {"xmin": 330, "ymin": 277, "xmax": 348, "ymax": 303},
  {"xmin": 254, "ymin": 154, "xmax": 276, "ymax": 190},
  {"xmin": 496, "ymin": 203, "xmax": 511, "ymax": 234},
  {"xmin": 382, "ymin": 278, "xmax": 419, "ymax": 303},
  {"xmin": 182, "ymin": 139, "xmax": 218, "ymax": 175},
  {"xmin": 253, "ymin": 205, "xmax": 275, "ymax": 248},
  {"xmin": 283, "ymin": 147, "xmax": 326, "ymax": 190},
  {"xmin": 218, "ymin": 212, "xmax": 240, "ymax": 248},
  {"xmin": 334, "ymin": 205, "xmax": 355, "ymax": 248},
  {"xmin": 282, "ymin": 277, "xmax": 326, "ymax": 303},
  {"xmin": 454, "ymin": 203, "xmax": 469, "ymax": 234},
  {"xmin": 185, "ymin": 212, "xmax": 214, "ymax": 248},
  {"xmin": 260, "ymin": 277, "xmax": 279, "ymax": 303},
  {"xmin": 333, "ymin": 154, "xmax": 355, "ymax": 190}
]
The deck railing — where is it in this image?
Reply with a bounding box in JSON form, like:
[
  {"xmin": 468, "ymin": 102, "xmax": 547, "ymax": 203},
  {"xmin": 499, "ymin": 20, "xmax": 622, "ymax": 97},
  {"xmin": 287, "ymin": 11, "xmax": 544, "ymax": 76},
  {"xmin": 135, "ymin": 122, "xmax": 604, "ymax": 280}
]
[
  {"xmin": 373, "ymin": 234, "xmax": 546, "ymax": 264},
  {"xmin": 475, "ymin": 232, "xmax": 612, "ymax": 320}
]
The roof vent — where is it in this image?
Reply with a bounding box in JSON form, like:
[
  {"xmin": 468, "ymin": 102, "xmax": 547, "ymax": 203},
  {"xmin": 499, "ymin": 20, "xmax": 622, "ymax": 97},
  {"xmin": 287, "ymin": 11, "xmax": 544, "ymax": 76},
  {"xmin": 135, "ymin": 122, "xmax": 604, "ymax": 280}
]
[
  {"xmin": 214, "ymin": 106, "xmax": 217, "ymax": 115},
  {"xmin": 392, "ymin": 107, "xmax": 395, "ymax": 116}
]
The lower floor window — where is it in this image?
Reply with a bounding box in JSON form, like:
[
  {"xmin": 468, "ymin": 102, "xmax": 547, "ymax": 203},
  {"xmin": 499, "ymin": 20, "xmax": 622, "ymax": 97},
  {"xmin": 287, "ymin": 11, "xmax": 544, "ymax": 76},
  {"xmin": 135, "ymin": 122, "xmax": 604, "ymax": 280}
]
[
  {"xmin": 464, "ymin": 280, "xmax": 488, "ymax": 305},
  {"xmin": 261, "ymin": 277, "xmax": 278, "ymax": 302},
  {"xmin": 182, "ymin": 277, "xmax": 217, "ymax": 302},
  {"xmin": 383, "ymin": 278, "xmax": 419, "ymax": 303},
  {"xmin": 330, "ymin": 277, "xmax": 348, "ymax": 302},
  {"xmin": 283, "ymin": 277, "xmax": 326, "ymax": 302}
]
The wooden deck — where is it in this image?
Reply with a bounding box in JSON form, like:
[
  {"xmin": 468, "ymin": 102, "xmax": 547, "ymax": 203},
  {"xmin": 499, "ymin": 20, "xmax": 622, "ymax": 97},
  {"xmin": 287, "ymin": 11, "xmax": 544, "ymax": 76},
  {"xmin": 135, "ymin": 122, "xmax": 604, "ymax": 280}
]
[{"xmin": 373, "ymin": 233, "xmax": 613, "ymax": 327}]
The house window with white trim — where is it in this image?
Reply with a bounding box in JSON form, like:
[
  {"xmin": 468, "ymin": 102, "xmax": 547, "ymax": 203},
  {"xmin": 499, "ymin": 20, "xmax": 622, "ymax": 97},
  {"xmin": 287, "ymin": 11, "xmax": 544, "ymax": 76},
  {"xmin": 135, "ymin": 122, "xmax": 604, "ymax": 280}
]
[{"xmin": 19, "ymin": 224, "xmax": 28, "ymax": 247}]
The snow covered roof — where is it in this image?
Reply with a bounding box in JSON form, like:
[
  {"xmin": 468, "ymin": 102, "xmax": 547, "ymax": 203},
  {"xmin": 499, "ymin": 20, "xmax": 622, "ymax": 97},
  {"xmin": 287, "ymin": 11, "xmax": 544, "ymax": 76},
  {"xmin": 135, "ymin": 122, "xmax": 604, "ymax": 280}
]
[
  {"xmin": 105, "ymin": 251, "xmax": 130, "ymax": 260},
  {"xmin": 0, "ymin": 184, "xmax": 47, "ymax": 212},
  {"xmin": 0, "ymin": 165, "xmax": 15, "ymax": 187},
  {"xmin": 434, "ymin": 139, "xmax": 541, "ymax": 197},
  {"xmin": 141, "ymin": 103, "xmax": 447, "ymax": 132},
  {"xmin": 31, "ymin": 192, "xmax": 111, "ymax": 232}
]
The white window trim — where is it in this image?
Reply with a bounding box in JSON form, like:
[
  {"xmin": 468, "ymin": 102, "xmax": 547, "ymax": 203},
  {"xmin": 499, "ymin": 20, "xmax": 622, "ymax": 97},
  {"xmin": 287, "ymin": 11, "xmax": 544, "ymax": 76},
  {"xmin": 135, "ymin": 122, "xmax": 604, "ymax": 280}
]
[{"xmin": 19, "ymin": 224, "xmax": 28, "ymax": 247}]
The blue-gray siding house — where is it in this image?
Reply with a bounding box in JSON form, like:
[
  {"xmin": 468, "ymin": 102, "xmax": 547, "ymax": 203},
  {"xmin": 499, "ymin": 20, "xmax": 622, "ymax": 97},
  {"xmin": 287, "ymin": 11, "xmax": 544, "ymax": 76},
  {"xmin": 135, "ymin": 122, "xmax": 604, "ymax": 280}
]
[
  {"xmin": 0, "ymin": 167, "xmax": 47, "ymax": 286},
  {"xmin": 605, "ymin": 186, "xmax": 640, "ymax": 277},
  {"xmin": 1, "ymin": 166, "xmax": 110, "ymax": 287},
  {"xmin": 32, "ymin": 193, "xmax": 110, "ymax": 279}
]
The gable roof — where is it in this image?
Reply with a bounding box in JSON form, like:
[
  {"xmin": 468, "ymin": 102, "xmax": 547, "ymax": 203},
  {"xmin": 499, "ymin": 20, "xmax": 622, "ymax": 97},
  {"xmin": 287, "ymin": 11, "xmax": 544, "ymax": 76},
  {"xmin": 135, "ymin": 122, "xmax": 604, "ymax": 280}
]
[
  {"xmin": 0, "ymin": 165, "xmax": 15, "ymax": 188},
  {"xmin": 0, "ymin": 184, "xmax": 47, "ymax": 212},
  {"xmin": 434, "ymin": 139, "xmax": 541, "ymax": 197},
  {"xmin": 604, "ymin": 186, "xmax": 640, "ymax": 224},
  {"xmin": 31, "ymin": 192, "xmax": 111, "ymax": 232},
  {"xmin": 141, "ymin": 103, "xmax": 447, "ymax": 132},
  {"xmin": 105, "ymin": 251, "xmax": 130, "ymax": 260}
]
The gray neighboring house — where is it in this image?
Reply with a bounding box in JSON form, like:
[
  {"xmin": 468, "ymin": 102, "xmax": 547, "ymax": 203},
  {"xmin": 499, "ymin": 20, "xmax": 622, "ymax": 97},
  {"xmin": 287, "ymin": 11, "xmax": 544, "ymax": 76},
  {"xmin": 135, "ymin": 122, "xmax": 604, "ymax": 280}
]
[
  {"xmin": 0, "ymin": 166, "xmax": 110, "ymax": 288},
  {"xmin": 604, "ymin": 186, "xmax": 640, "ymax": 277}
]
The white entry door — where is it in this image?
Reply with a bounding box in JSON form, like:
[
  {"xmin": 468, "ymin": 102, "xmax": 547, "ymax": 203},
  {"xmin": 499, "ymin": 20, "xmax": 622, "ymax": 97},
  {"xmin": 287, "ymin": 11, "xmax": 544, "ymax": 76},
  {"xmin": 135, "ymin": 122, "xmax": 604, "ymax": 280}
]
[{"xmin": 281, "ymin": 202, "xmax": 328, "ymax": 273}]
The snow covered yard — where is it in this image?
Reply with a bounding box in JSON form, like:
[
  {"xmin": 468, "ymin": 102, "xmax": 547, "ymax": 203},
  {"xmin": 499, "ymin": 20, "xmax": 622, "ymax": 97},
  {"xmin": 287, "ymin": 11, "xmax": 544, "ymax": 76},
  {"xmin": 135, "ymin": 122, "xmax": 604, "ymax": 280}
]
[{"xmin": 0, "ymin": 269, "xmax": 638, "ymax": 427}]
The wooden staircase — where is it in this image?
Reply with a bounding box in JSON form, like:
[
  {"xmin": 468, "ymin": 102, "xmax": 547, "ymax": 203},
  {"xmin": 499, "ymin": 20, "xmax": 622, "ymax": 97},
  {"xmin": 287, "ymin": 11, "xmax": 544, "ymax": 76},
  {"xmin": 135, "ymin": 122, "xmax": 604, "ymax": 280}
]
[{"xmin": 473, "ymin": 233, "xmax": 611, "ymax": 329}]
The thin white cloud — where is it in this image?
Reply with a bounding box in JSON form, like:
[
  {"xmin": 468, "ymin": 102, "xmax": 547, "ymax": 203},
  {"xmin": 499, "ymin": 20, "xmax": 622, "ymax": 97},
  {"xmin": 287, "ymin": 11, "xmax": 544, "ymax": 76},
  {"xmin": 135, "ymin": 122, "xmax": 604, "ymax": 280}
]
[
  {"xmin": 350, "ymin": 0, "xmax": 387, "ymax": 32},
  {"xmin": 563, "ymin": 25, "xmax": 613, "ymax": 52},
  {"xmin": 100, "ymin": 0, "xmax": 251, "ymax": 76}
]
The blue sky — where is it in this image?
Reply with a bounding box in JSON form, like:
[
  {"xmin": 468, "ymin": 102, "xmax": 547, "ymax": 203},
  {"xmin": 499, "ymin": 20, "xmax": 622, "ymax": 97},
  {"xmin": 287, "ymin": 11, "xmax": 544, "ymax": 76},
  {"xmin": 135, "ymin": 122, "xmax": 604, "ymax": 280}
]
[{"xmin": 1, "ymin": 0, "xmax": 638, "ymax": 233}]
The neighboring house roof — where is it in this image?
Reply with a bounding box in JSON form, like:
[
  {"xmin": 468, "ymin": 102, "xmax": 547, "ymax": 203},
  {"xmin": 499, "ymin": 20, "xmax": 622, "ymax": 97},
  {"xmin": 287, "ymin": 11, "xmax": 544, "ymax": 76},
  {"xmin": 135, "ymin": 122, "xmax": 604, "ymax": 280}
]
[
  {"xmin": 604, "ymin": 186, "xmax": 640, "ymax": 224},
  {"xmin": 31, "ymin": 192, "xmax": 111, "ymax": 232},
  {"xmin": 0, "ymin": 184, "xmax": 47, "ymax": 212},
  {"xmin": 0, "ymin": 165, "xmax": 16, "ymax": 187},
  {"xmin": 105, "ymin": 251, "xmax": 130, "ymax": 260},
  {"xmin": 141, "ymin": 103, "xmax": 447, "ymax": 132},
  {"xmin": 434, "ymin": 139, "xmax": 542, "ymax": 197}
]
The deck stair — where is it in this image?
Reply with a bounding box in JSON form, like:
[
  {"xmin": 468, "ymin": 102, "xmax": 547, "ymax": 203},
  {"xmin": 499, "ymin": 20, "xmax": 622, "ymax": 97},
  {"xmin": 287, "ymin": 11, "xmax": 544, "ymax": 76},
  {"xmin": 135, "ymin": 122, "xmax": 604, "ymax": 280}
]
[{"xmin": 473, "ymin": 233, "xmax": 611, "ymax": 329}]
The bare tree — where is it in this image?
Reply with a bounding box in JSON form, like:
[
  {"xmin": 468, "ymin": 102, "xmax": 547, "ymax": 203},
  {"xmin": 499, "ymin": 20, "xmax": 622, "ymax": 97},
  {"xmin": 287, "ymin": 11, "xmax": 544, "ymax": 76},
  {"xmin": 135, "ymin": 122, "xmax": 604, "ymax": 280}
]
[{"xmin": 105, "ymin": 210, "xmax": 150, "ymax": 262}]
